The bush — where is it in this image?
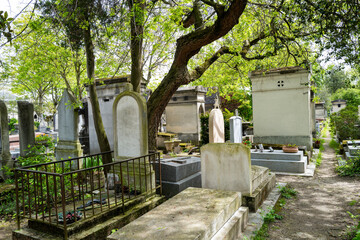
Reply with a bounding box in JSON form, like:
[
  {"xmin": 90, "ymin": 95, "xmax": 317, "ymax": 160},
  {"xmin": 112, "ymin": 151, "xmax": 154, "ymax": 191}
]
[
  {"xmin": 336, "ymin": 157, "xmax": 360, "ymax": 176},
  {"xmin": 330, "ymin": 106, "xmax": 360, "ymax": 142},
  {"xmin": 8, "ymin": 118, "xmax": 17, "ymax": 134}
]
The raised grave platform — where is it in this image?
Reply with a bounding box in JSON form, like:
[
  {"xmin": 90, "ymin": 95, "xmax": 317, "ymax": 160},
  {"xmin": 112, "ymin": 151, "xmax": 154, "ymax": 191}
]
[
  {"xmin": 243, "ymin": 166, "xmax": 276, "ymax": 212},
  {"xmin": 107, "ymin": 187, "xmax": 249, "ymax": 240},
  {"xmin": 153, "ymin": 157, "xmax": 201, "ymax": 198},
  {"xmin": 251, "ymin": 150, "xmax": 307, "ymax": 173}
]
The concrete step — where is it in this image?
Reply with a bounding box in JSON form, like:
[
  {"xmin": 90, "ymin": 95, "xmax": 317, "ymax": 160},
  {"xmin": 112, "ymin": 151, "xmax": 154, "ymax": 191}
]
[
  {"xmin": 252, "ymin": 157, "xmax": 307, "ymax": 173},
  {"xmin": 108, "ymin": 187, "xmax": 242, "ymax": 240},
  {"xmin": 251, "ymin": 150, "xmax": 303, "ymax": 161},
  {"xmin": 211, "ymin": 207, "xmax": 249, "ymax": 240},
  {"xmin": 243, "ymin": 172, "xmax": 276, "ymax": 212},
  {"xmin": 251, "ymin": 165, "xmax": 269, "ymax": 191}
]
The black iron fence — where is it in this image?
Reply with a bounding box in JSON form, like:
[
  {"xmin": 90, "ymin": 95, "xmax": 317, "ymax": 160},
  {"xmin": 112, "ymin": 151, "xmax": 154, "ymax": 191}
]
[{"xmin": 14, "ymin": 151, "xmax": 162, "ymax": 239}]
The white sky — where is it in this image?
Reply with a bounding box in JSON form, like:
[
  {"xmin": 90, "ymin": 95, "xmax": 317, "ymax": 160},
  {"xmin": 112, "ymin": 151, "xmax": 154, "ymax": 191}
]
[{"xmin": 0, "ymin": 0, "xmax": 33, "ymax": 18}]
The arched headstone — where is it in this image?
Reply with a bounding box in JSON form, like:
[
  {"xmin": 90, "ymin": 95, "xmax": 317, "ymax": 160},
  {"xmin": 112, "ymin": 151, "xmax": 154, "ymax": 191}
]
[
  {"xmin": 113, "ymin": 84, "xmax": 153, "ymax": 192},
  {"xmin": 113, "ymin": 85, "xmax": 148, "ymax": 159}
]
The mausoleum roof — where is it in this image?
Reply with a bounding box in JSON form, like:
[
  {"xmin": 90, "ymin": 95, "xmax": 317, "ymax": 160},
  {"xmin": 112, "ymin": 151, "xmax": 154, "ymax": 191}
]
[{"xmin": 250, "ymin": 66, "xmax": 309, "ymax": 77}]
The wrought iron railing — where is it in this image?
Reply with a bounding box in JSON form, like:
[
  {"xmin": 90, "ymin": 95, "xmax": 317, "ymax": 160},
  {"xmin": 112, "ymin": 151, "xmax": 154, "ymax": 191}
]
[{"xmin": 14, "ymin": 151, "xmax": 161, "ymax": 239}]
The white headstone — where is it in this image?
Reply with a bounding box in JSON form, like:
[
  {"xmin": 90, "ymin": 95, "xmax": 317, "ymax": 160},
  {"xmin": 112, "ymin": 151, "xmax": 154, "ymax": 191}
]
[
  {"xmin": 201, "ymin": 143, "xmax": 252, "ymax": 194},
  {"xmin": 113, "ymin": 85, "xmax": 148, "ymax": 159},
  {"xmin": 209, "ymin": 108, "xmax": 225, "ymax": 143},
  {"xmin": 230, "ymin": 115, "xmax": 242, "ymax": 143}
]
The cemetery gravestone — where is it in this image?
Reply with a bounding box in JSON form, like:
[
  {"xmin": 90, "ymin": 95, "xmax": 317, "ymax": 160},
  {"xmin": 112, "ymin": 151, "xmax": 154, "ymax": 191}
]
[
  {"xmin": 55, "ymin": 89, "xmax": 83, "ymax": 162},
  {"xmin": 230, "ymin": 110, "xmax": 242, "ymax": 143},
  {"xmin": 201, "ymin": 143, "xmax": 252, "ymax": 194},
  {"xmin": 17, "ymin": 101, "xmax": 35, "ymax": 157},
  {"xmin": 113, "ymin": 83, "xmax": 154, "ymax": 192},
  {"xmin": 0, "ymin": 100, "xmax": 12, "ymax": 179},
  {"xmin": 209, "ymin": 98, "xmax": 225, "ymax": 143}
]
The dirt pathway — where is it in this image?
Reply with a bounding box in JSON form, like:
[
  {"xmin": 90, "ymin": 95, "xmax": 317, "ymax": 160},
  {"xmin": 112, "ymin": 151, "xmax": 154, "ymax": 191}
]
[{"xmin": 268, "ymin": 135, "xmax": 360, "ymax": 239}]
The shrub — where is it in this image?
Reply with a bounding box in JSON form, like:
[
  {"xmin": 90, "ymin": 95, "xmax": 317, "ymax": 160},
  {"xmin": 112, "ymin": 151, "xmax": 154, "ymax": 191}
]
[{"xmin": 330, "ymin": 106, "xmax": 360, "ymax": 142}]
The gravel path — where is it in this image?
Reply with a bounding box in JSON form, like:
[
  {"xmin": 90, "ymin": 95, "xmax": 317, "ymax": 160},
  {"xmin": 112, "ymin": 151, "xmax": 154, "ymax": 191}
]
[{"xmin": 268, "ymin": 135, "xmax": 360, "ymax": 239}]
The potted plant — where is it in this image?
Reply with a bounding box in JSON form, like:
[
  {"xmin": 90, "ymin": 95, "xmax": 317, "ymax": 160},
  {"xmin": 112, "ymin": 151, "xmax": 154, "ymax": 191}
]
[{"xmin": 282, "ymin": 144, "xmax": 298, "ymax": 153}]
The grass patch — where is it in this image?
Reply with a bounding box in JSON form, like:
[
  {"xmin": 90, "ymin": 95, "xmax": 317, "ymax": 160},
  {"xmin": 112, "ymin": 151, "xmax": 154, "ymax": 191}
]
[
  {"xmin": 329, "ymin": 139, "xmax": 340, "ymax": 154},
  {"xmin": 252, "ymin": 185, "xmax": 297, "ymax": 239}
]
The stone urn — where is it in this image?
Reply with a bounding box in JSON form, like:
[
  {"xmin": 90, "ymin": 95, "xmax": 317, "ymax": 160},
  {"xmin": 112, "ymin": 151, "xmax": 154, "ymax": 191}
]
[
  {"xmin": 164, "ymin": 141, "xmax": 174, "ymax": 152},
  {"xmin": 282, "ymin": 145, "xmax": 299, "ymax": 153}
]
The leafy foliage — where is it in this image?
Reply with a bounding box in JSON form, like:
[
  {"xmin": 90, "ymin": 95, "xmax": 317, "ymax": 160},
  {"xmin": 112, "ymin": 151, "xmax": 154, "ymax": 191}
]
[
  {"xmin": 330, "ymin": 106, "xmax": 360, "ymax": 142},
  {"xmin": 337, "ymin": 157, "xmax": 360, "ymax": 177}
]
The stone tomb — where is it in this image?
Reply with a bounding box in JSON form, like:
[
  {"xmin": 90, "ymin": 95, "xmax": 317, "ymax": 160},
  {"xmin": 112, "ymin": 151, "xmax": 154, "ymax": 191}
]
[
  {"xmin": 201, "ymin": 143, "xmax": 276, "ymax": 212},
  {"xmin": 0, "ymin": 100, "xmax": 12, "ymax": 179},
  {"xmin": 153, "ymin": 156, "xmax": 201, "ymax": 198},
  {"xmin": 108, "ymin": 187, "xmax": 249, "ymax": 240},
  {"xmin": 56, "ymin": 89, "xmax": 83, "ymax": 162},
  {"xmin": 251, "ymin": 149, "xmax": 307, "ymax": 173},
  {"xmin": 344, "ymin": 141, "xmax": 360, "ymax": 160},
  {"xmin": 113, "ymin": 84, "xmax": 154, "ymax": 192},
  {"xmin": 250, "ymin": 66, "xmax": 313, "ymax": 150}
]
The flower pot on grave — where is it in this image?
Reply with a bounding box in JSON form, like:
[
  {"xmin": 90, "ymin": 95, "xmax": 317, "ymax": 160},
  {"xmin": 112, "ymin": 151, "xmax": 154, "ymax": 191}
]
[
  {"xmin": 164, "ymin": 141, "xmax": 174, "ymax": 152},
  {"xmin": 282, "ymin": 145, "xmax": 299, "ymax": 153}
]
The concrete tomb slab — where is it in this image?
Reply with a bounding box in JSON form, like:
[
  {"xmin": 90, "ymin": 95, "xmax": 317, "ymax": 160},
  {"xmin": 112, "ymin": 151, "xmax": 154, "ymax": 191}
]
[
  {"xmin": 153, "ymin": 156, "xmax": 201, "ymax": 197},
  {"xmin": 107, "ymin": 187, "xmax": 243, "ymax": 240}
]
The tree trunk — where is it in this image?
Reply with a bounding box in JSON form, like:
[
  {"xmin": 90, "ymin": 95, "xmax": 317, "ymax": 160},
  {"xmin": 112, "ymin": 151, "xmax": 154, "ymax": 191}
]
[
  {"xmin": 129, "ymin": 0, "xmax": 144, "ymax": 93},
  {"xmin": 83, "ymin": 9, "xmax": 112, "ymax": 167},
  {"xmin": 147, "ymin": 0, "xmax": 248, "ymax": 150}
]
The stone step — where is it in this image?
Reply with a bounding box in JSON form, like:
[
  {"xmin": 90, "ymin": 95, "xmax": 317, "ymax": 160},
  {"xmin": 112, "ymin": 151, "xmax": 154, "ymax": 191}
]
[
  {"xmin": 251, "ymin": 165, "xmax": 269, "ymax": 191},
  {"xmin": 252, "ymin": 157, "xmax": 307, "ymax": 173},
  {"xmin": 107, "ymin": 187, "xmax": 242, "ymax": 240},
  {"xmin": 251, "ymin": 150, "xmax": 303, "ymax": 161},
  {"xmin": 243, "ymin": 172, "xmax": 276, "ymax": 212},
  {"xmin": 211, "ymin": 207, "xmax": 249, "ymax": 240}
]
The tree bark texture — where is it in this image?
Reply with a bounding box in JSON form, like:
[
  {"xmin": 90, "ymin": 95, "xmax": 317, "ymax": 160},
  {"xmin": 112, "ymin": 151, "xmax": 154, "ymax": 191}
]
[
  {"xmin": 147, "ymin": 0, "xmax": 248, "ymax": 150},
  {"xmin": 129, "ymin": 0, "xmax": 144, "ymax": 93},
  {"xmin": 83, "ymin": 9, "xmax": 112, "ymax": 166}
]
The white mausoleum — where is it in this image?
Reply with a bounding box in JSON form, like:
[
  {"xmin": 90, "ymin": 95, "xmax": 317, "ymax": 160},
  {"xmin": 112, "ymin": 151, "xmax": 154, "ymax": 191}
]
[{"xmin": 250, "ymin": 66, "xmax": 312, "ymax": 149}]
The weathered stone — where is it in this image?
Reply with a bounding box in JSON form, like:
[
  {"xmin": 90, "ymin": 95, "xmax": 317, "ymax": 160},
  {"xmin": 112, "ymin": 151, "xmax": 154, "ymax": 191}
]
[
  {"xmin": 17, "ymin": 101, "xmax": 35, "ymax": 157},
  {"xmin": 107, "ymin": 187, "xmax": 242, "ymax": 240},
  {"xmin": 201, "ymin": 143, "xmax": 252, "ymax": 194},
  {"xmin": 56, "ymin": 89, "xmax": 82, "ymax": 162},
  {"xmin": 106, "ymin": 173, "xmax": 119, "ymax": 190},
  {"xmin": 209, "ymin": 109, "xmax": 224, "ymax": 143},
  {"xmin": 0, "ymin": 100, "xmax": 11, "ymax": 179}
]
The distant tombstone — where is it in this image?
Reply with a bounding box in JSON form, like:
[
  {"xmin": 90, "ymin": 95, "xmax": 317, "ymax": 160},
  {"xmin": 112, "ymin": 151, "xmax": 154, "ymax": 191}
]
[
  {"xmin": 113, "ymin": 84, "xmax": 148, "ymax": 159},
  {"xmin": 209, "ymin": 98, "xmax": 224, "ymax": 143},
  {"xmin": 201, "ymin": 143, "xmax": 252, "ymax": 194},
  {"xmin": 17, "ymin": 101, "xmax": 35, "ymax": 157},
  {"xmin": 55, "ymin": 89, "xmax": 82, "ymax": 162},
  {"xmin": 0, "ymin": 100, "xmax": 12, "ymax": 179},
  {"xmin": 113, "ymin": 83, "xmax": 153, "ymax": 192},
  {"xmin": 230, "ymin": 110, "xmax": 242, "ymax": 143}
]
